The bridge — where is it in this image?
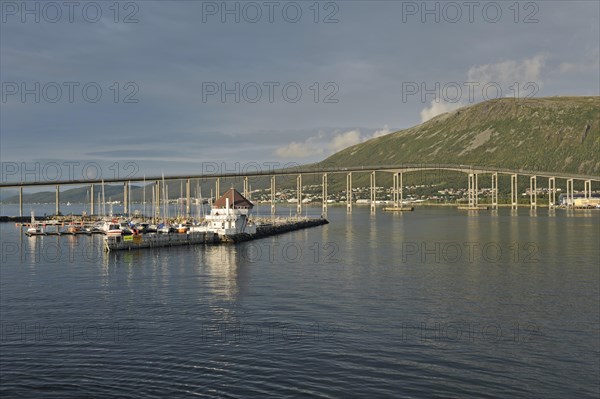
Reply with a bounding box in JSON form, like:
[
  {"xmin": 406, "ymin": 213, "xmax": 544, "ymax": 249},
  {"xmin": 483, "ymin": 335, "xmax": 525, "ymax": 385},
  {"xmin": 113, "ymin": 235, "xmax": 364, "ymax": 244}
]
[{"xmin": 2, "ymin": 164, "xmax": 599, "ymax": 217}]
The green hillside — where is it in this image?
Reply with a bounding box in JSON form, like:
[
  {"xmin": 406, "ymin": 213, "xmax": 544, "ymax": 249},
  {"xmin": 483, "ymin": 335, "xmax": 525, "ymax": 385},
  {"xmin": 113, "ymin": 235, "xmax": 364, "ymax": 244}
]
[
  {"xmin": 321, "ymin": 96, "xmax": 599, "ymax": 174},
  {"xmin": 311, "ymin": 96, "xmax": 599, "ymax": 195}
]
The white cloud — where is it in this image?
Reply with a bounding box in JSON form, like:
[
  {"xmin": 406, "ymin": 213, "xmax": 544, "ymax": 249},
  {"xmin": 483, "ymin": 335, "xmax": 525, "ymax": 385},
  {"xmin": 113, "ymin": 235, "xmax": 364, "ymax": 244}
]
[
  {"xmin": 558, "ymin": 50, "xmax": 600, "ymax": 73},
  {"xmin": 467, "ymin": 55, "xmax": 546, "ymax": 88},
  {"xmin": 274, "ymin": 125, "xmax": 395, "ymax": 158},
  {"xmin": 367, "ymin": 124, "xmax": 392, "ymax": 140},
  {"xmin": 274, "ymin": 140, "xmax": 323, "ymax": 158},
  {"xmin": 329, "ymin": 130, "xmax": 362, "ymax": 152},
  {"xmin": 420, "ymin": 101, "xmax": 463, "ymax": 123}
]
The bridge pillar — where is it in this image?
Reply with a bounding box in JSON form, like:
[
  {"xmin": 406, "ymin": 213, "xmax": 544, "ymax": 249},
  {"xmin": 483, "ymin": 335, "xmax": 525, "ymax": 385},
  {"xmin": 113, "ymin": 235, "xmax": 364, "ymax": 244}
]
[
  {"xmin": 566, "ymin": 179, "xmax": 574, "ymax": 208},
  {"xmin": 370, "ymin": 171, "xmax": 376, "ymax": 214},
  {"xmin": 322, "ymin": 173, "xmax": 328, "ymax": 217},
  {"xmin": 55, "ymin": 185, "xmax": 60, "ymax": 215},
  {"xmin": 123, "ymin": 182, "xmax": 129, "ymax": 216},
  {"xmin": 270, "ymin": 176, "xmax": 276, "ymax": 217},
  {"xmin": 392, "ymin": 173, "xmax": 398, "ymax": 207},
  {"xmin": 530, "ymin": 176, "xmax": 537, "ymax": 209},
  {"xmin": 90, "ymin": 184, "xmax": 95, "ymax": 215},
  {"xmin": 468, "ymin": 173, "xmax": 478, "ymax": 208},
  {"xmin": 584, "ymin": 180, "xmax": 592, "ymax": 200},
  {"xmin": 346, "ymin": 172, "xmax": 352, "ymax": 214},
  {"xmin": 18, "ymin": 187, "xmax": 23, "ymax": 217},
  {"xmin": 296, "ymin": 174, "xmax": 303, "ymax": 215},
  {"xmin": 475, "ymin": 173, "xmax": 478, "ymax": 207},
  {"xmin": 243, "ymin": 176, "xmax": 249, "ymax": 199},
  {"xmin": 186, "ymin": 179, "xmax": 191, "ymax": 217},
  {"xmin": 511, "ymin": 174, "xmax": 518, "ymax": 209},
  {"xmin": 491, "ymin": 173, "xmax": 498, "ymax": 209},
  {"xmin": 400, "ymin": 172, "xmax": 403, "ymax": 207},
  {"xmin": 468, "ymin": 174, "xmax": 473, "ymax": 207},
  {"xmin": 215, "ymin": 178, "xmax": 220, "ymax": 199},
  {"xmin": 548, "ymin": 177, "xmax": 556, "ymax": 208}
]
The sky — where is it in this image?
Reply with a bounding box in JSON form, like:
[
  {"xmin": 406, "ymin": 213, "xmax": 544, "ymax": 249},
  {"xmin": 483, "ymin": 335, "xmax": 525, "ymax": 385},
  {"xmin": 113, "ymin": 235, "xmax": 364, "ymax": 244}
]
[{"xmin": 1, "ymin": 0, "xmax": 599, "ymax": 183}]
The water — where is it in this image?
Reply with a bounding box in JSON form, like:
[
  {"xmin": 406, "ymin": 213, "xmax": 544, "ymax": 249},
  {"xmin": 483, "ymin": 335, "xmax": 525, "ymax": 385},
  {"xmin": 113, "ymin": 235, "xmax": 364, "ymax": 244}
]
[{"xmin": 1, "ymin": 207, "xmax": 599, "ymax": 398}]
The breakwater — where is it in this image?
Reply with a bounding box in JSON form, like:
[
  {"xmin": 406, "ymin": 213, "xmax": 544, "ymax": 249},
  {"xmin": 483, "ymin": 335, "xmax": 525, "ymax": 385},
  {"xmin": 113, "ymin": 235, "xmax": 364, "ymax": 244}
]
[
  {"xmin": 220, "ymin": 218, "xmax": 329, "ymax": 243},
  {"xmin": 104, "ymin": 218, "xmax": 329, "ymax": 251}
]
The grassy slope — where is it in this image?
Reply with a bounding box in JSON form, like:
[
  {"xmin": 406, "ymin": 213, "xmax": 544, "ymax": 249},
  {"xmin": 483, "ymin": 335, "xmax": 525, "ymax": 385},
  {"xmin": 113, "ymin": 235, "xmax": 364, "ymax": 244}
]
[{"xmin": 321, "ymin": 97, "xmax": 599, "ymax": 174}]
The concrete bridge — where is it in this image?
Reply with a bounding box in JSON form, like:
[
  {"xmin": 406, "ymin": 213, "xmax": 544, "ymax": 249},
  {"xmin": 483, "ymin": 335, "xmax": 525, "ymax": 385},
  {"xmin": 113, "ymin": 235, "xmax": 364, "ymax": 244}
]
[{"xmin": 2, "ymin": 164, "xmax": 599, "ymax": 217}]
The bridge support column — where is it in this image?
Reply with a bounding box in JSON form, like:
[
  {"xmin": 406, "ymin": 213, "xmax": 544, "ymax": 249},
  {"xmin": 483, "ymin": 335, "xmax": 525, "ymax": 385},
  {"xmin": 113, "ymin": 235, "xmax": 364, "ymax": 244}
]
[
  {"xmin": 243, "ymin": 176, "xmax": 249, "ymax": 199},
  {"xmin": 322, "ymin": 173, "xmax": 328, "ymax": 217},
  {"xmin": 584, "ymin": 180, "xmax": 592, "ymax": 200},
  {"xmin": 346, "ymin": 172, "xmax": 352, "ymax": 214},
  {"xmin": 566, "ymin": 179, "xmax": 574, "ymax": 208},
  {"xmin": 370, "ymin": 171, "xmax": 376, "ymax": 214},
  {"xmin": 123, "ymin": 182, "xmax": 129, "ymax": 216},
  {"xmin": 530, "ymin": 176, "xmax": 537, "ymax": 209},
  {"xmin": 90, "ymin": 184, "xmax": 95, "ymax": 215},
  {"xmin": 186, "ymin": 179, "xmax": 191, "ymax": 217},
  {"xmin": 400, "ymin": 172, "xmax": 403, "ymax": 207},
  {"xmin": 511, "ymin": 174, "xmax": 518, "ymax": 209},
  {"xmin": 468, "ymin": 173, "xmax": 478, "ymax": 208},
  {"xmin": 468, "ymin": 174, "xmax": 473, "ymax": 207},
  {"xmin": 296, "ymin": 174, "xmax": 302, "ymax": 215},
  {"xmin": 491, "ymin": 173, "xmax": 498, "ymax": 209},
  {"xmin": 270, "ymin": 176, "xmax": 276, "ymax": 217},
  {"xmin": 17, "ymin": 187, "xmax": 23, "ymax": 217},
  {"xmin": 392, "ymin": 173, "xmax": 399, "ymax": 207},
  {"xmin": 55, "ymin": 185, "xmax": 60, "ymax": 215},
  {"xmin": 215, "ymin": 178, "xmax": 220, "ymax": 199},
  {"xmin": 548, "ymin": 177, "xmax": 556, "ymax": 209}
]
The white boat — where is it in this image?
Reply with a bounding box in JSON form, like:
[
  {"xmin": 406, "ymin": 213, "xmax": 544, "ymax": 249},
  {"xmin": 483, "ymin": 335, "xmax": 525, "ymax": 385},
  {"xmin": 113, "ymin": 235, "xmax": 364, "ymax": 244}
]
[
  {"xmin": 25, "ymin": 211, "xmax": 45, "ymax": 236},
  {"xmin": 101, "ymin": 221, "xmax": 124, "ymax": 236}
]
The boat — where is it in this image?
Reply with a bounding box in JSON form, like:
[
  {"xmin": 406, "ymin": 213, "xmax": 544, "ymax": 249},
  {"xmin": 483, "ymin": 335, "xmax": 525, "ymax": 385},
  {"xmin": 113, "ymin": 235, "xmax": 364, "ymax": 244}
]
[
  {"xmin": 102, "ymin": 221, "xmax": 124, "ymax": 236},
  {"xmin": 157, "ymin": 223, "xmax": 172, "ymax": 234},
  {"xmin": 65, "ymin": 224, "xmax": 86, "ymax": 235},
  {"xmin": 25, "ymin": 211, "xmax": 45, "ymax": 236}
]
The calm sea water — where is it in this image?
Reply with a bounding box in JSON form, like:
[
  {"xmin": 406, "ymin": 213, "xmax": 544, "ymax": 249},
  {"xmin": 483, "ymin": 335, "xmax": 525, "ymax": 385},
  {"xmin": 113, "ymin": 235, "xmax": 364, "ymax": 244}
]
[{"xmin": 1, "ymin": 206, "xmax": 599, "ymax": 398}]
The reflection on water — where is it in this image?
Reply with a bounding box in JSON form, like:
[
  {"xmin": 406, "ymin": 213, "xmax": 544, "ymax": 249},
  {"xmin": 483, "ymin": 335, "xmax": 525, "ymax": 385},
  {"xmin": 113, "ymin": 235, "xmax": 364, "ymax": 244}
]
[{"xmin": 1, "ymin": 207, "xmax": 599, "ymax": 398}]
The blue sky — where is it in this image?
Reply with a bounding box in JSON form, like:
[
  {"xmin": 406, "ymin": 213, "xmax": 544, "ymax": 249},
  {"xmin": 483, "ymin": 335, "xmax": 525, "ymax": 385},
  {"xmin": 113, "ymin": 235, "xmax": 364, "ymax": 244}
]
[{"xmin": 1, "ymin": 0, "xmax": 599, "ymax": 181}]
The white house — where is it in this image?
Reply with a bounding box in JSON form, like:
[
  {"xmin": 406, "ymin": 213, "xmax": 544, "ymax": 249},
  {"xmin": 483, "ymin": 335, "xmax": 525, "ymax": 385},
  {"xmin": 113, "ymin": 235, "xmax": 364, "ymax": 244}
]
[{"xmin": 204, "ymin": 188, "xmax": 257, "ymax": 236}]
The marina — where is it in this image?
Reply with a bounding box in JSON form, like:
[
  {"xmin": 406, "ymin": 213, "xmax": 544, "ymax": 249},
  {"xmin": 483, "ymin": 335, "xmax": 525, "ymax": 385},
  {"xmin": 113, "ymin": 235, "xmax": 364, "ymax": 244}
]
[{"xmin": 16, "ymin": 188, "xmax": 330, "ymax": 252}]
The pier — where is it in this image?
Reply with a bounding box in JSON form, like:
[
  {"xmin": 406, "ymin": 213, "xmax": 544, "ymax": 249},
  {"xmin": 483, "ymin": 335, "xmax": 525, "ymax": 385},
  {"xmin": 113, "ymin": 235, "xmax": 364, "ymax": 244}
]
[{"xmin": 104, "ymin": 217, "xmax": 328, "ymax": 251}]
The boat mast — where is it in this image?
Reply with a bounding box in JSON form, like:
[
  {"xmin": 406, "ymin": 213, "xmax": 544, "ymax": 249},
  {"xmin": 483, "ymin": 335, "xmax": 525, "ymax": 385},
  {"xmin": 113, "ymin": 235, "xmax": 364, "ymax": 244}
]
[
  {"xmin": 162, "ymin": 173, "xmax": 167, "ymax": 225},
  {"xmin": 101, "ymin": 180, "xmax": 106, "ymax": 218},
  {"xmin": 143, "ymin": 175, "xmax": 146, "ymax": 220}
]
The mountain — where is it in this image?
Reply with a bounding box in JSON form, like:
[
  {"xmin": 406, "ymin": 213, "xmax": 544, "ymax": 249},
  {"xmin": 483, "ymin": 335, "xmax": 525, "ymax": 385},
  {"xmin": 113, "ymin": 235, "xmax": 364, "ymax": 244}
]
[
  {"xmin": 320, "ymin": 96, "xmax": 599, "ymax": 174},
  {"xmin": 313, "ymin": 96, "xmax": 599, "ymax": 192}
]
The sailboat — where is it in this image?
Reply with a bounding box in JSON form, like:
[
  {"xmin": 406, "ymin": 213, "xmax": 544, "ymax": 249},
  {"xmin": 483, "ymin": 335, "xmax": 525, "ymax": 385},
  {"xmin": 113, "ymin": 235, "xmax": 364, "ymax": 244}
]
[
  {"xmin": 25, "ymin": 211, "xmax": 45, "ymax": 236},
  {"xmin": 157, "ymin": 174, "xmax": 171, "ymax": 233}
]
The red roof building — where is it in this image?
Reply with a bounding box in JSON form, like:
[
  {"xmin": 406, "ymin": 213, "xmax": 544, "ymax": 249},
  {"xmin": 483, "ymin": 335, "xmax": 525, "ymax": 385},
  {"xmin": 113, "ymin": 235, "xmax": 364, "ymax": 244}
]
[{"xmin": 213, "ymin": 188, "xmax": 254, "ymax": 209}]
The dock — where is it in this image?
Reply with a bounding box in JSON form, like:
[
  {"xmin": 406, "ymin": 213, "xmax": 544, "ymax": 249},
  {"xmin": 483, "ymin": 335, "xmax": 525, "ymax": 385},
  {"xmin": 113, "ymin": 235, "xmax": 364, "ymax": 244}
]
[
  {"xmin": 104, "ymin": 217, "xmax": 329, "ymax": 251},
  {"xmin": 104, "ymin": 231, "xmax": 218, "ymax": 251},
  {"xmin": 220, "ymin": 218, "xmax": 329, "ymax": 243}
]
